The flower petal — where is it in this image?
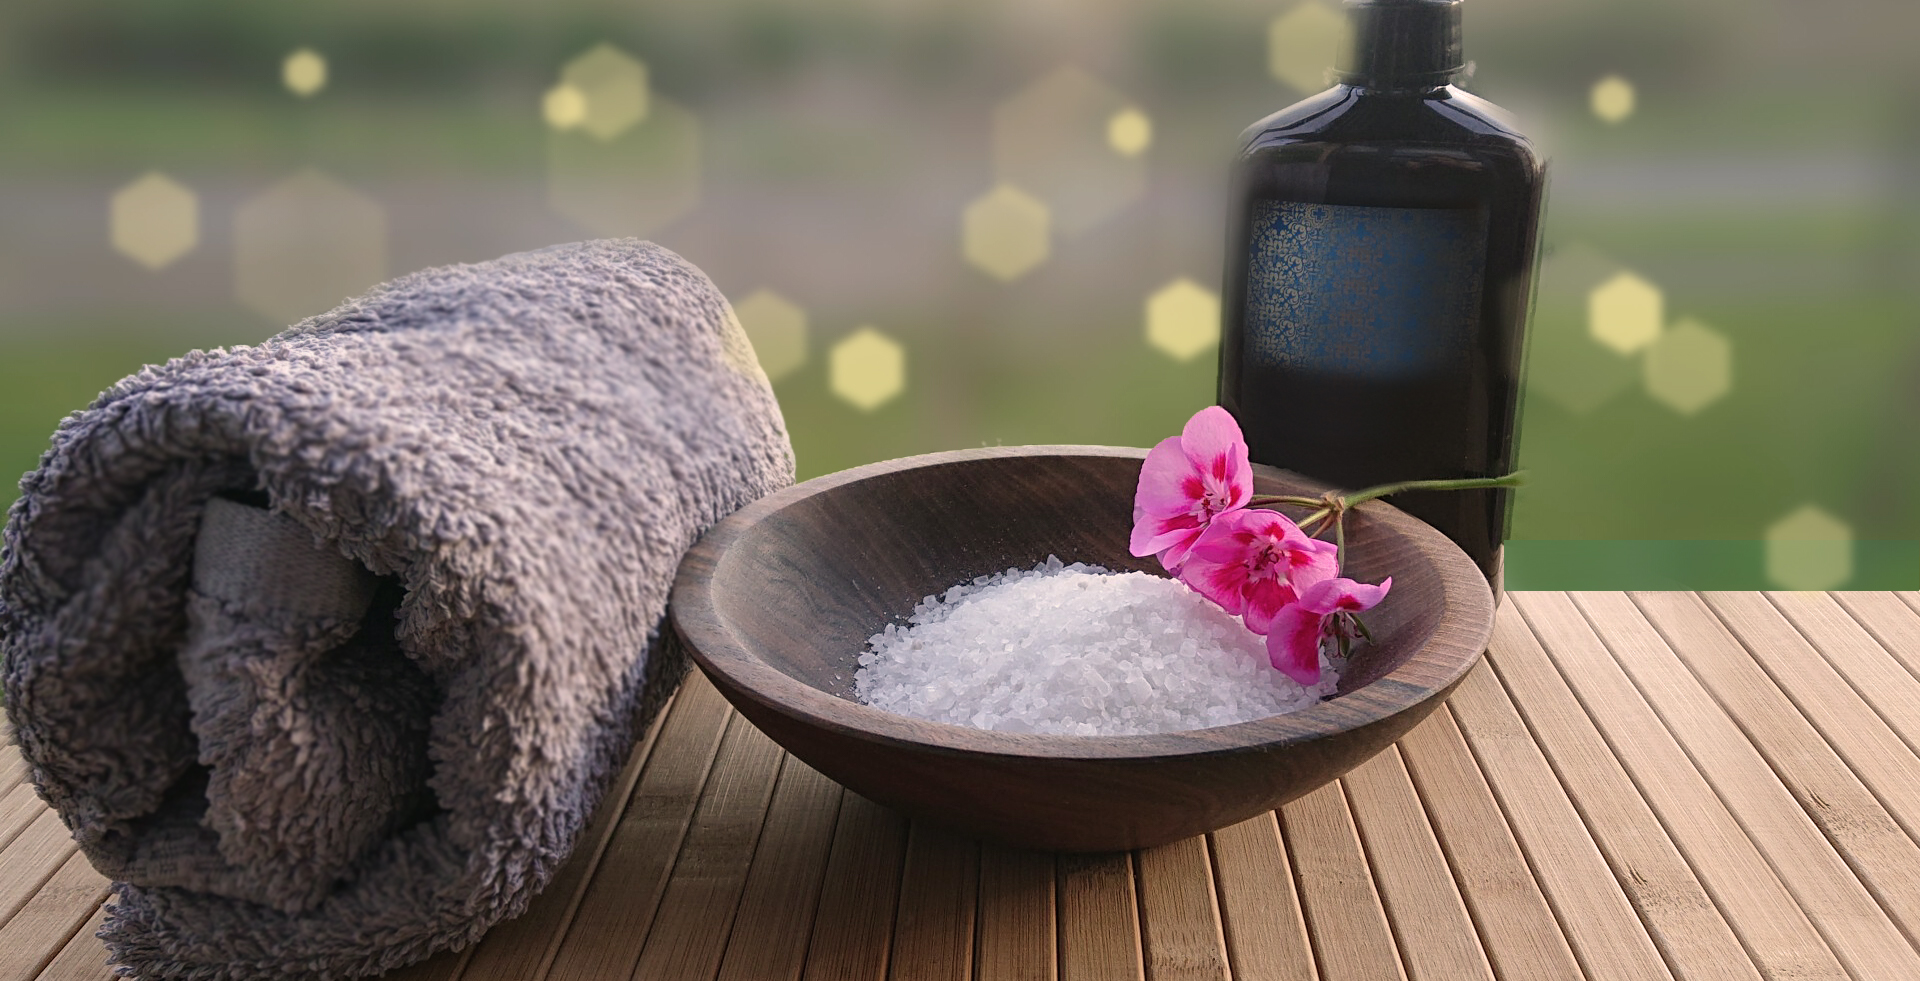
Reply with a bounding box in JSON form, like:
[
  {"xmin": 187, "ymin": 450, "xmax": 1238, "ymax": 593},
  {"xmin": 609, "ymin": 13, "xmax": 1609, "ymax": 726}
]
[
  {"xmin": 1180, "ymin": 407, "xmax": 1253, "ymax": 511},
  {"xmin": 1267, "ymin": 603, "xmax": 1325, "ymax": 685},
  {"xmin": 1180, "ymin": 553, "xmax": 1251, "ymax": 615},
  {"xmin": 1298, "ymin": 575, "xmax": 1392, "ymax": 615},
  {"xmin": 1242, "ymin": 577, "xmax": 1299, "ymax": 634},
  {"xmin": 1135, "ymin": 436, "xmax": 1199, "ymax": 516}
]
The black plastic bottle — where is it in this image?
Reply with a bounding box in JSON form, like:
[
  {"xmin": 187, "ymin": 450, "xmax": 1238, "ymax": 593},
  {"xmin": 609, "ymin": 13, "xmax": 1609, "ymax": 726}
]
[{"xmin": 1218, "ymin": 0, "xmax": 1544, "ymax": 593}]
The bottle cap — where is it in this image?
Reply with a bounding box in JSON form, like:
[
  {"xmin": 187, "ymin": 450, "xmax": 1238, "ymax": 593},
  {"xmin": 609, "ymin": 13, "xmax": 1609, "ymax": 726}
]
[{"xmin": 1335, "ymin": 0, "xmax": 1464, "ymax": 88}]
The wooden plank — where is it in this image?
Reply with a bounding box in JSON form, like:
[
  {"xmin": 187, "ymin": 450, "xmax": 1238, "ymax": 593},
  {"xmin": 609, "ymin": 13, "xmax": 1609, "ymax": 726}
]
[
  {"xmin": 1278, "ymin": 782, "xmax": 1403, "ymax": 981},
  {"xmin": 629, "ymin": 712, "xmax": 787, "ymax": 981},
  {"xmin": 543, "ymin": 675, "xmax": 735, "ymax": 981},
  {"xmin": 1058, "ymin": 852, "xmax": 1140, "ymax": 981},
  {"xmin": 0, "ymin": 852, "xmax": 107, "ymax": 981},
  {"xmin": 976, "ymin": 844, "xmax": 1055, "ymax": 981},
  {"xmin": 1343, "ymin": 747, "xmax": 1496, "ymax": 981},
  {"xmin": 1446, "ymin": 660, "xmax": 1675, "ymax": 981},
  {"xmin": 459, "ymin": 690, "xmax": 674, "ymax": 981},
  {"xmin": 0, "ymin": 812, "xmax": 79, "ymax": 931},
  {"xmin": 1135, "ymin": 835, "xmax": 1229, "ymax": 981},
  {"xmin": 0, "ymin": 786, "xmax": 45, "ymax": 857},
  {"xmin": 799, "ymin": 792, "xmax": 908, "ymax": 981},
  {"xmin": 716, "ymin": 760, "xmax": 844, "ymax": 981},
  {"xmin": 1700, "ymin": 591, "xmax": 1920, "ymax": 842},
  {"xmin": 1832, "ymin": 591, "xmax": 1920, "ymax": 680},
  {"xmin": 1632, "ymin": 591, "xmax": 1920, "ymax": 948},
  {"xmin": 1395, "ymin": 706, "xmax": 1585, "ymax": 981},
  {"xmin": 1769, "ymin": 591, "xmax": 1920, "ymax": 760},
  {"xmin": 1505, "ymin": 593, "xmax": 1838, "ymax": 981},
  {"xmin": 380, "ymin": 947, "xmax": 473, "ymax": 981},
  {"xmin": 1208, "ymin": 813, "xmax": 1316, "ymax": 981},
  {"xmin": 0, "ymin": 744, "xmax": 25, "ymax": 798},
  {"xmin": 31, "ymin": 908, "xmax": 107, "ymax": 981},
  {"xmin": 1573, "ymin": 591, "xmax": 1920, "ymax": 978},
  {"xmin": 886, "ymin": 824, "xmax": 975, "ymax": 981}
]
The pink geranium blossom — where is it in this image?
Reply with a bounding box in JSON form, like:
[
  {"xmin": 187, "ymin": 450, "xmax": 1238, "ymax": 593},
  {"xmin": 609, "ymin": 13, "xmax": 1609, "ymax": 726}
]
[
  {"xmin": 1179, "ymin": 509, "xmax": 1339, "ymax": 634},
  {"xmin": 1129, "ymin": 406, "xmax": 1253, "ymax": 572},
  {"xmin": 1266, "ymin": 576, "xmax": 1393, "ymax": 685}
]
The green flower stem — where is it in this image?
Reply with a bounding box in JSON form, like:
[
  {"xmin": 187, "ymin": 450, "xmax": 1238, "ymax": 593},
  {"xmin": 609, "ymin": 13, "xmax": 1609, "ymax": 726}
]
[{"xmin": 1248, "ymin": 471, "xmax": 1525, "ymax": 569}]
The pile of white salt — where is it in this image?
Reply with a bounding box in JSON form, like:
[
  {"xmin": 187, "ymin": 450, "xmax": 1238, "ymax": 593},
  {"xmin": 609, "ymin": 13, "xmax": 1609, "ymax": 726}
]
[{"xmin": 853, "ymin": 556, "xmax": 1337, "ymax": 736}]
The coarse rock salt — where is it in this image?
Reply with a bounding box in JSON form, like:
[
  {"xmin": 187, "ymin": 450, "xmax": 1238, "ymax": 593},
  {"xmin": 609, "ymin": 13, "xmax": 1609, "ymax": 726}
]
[{"xmin": 853, "ymin": 556, "xmax": 1338, "ymax": 736}]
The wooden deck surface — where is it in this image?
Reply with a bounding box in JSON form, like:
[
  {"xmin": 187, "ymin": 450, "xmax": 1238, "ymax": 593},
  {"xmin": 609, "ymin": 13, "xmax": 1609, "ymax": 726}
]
[{"xmin": 5, "ymin": 591, "xmax": 1920, "ymax": 980}]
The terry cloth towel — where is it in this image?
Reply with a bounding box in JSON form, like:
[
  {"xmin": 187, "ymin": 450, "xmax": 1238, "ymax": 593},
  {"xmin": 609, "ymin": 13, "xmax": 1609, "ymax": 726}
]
[{"xmin": 0, "ymin": 239, "xmax": 794, "ymax": 979}]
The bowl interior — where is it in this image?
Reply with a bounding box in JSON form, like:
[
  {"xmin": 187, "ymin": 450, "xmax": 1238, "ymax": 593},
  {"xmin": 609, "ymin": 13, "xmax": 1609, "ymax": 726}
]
[{"xmin": 696, "ymin": 447, "xmax": 1474, "ymax": 724}]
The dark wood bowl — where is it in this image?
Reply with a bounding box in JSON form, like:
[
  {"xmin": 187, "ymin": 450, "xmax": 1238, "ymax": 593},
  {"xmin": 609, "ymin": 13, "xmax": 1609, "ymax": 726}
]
[{"xmin": 668, "ymin": 445, "xmax": 1493, "ymax": 852}]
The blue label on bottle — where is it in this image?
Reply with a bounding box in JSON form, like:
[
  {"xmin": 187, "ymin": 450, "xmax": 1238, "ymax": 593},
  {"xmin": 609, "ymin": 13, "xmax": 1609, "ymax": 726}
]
[{"xmin": 1245, "ymin": 200, "xmax": 1486, "ymax": 378}]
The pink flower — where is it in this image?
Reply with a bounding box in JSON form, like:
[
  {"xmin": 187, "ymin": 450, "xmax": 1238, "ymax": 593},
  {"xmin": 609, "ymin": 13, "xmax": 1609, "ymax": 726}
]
[
  {"xmin": 1179, "ymin": 509, "xmax": 1339, "ymax": 634},
  {"xmin": 1267, "ymin": 576, "xmax": 1393, "ymax": 686},
  {"xmin": 1129, "ymin": 406, "xmax": 1254, "ymax": 572}
]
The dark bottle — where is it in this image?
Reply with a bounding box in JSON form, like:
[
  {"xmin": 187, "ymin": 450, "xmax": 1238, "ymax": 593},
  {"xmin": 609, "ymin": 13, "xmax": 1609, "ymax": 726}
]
[{"xmin": 1217, "ymin": 0, "xmax": 1544, "ymax": 594}]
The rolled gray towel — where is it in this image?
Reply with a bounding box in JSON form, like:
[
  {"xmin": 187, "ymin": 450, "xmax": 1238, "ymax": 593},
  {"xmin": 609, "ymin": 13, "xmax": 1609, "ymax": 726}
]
[{"xmin": 0, "ymin": 240, "xmax": 794, "ymax": 979}]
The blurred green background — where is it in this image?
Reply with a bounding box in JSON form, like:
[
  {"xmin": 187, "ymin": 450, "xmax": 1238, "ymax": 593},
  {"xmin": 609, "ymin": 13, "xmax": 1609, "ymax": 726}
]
[{"xmin": 0, "ymin": 0, "xmax": 1914, "ymax": 588}]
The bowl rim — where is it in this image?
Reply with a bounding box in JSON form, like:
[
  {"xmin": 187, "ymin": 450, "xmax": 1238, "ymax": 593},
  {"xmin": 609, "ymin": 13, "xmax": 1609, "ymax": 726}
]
[{"xmin": 669, "ymin": 444, "xmax": 1494, "ymax": 762}]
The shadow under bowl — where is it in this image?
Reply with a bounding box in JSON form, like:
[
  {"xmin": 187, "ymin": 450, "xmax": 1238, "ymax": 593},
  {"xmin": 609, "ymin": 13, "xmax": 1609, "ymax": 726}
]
[{"xmin": 668, "ymin": 445, "xmax": 1493, "ymax": 852}]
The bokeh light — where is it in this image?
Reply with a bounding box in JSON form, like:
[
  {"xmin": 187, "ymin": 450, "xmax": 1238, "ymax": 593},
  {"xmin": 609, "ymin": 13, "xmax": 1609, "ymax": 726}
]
[
  {"xmin": 1145, "ymin": 278, "xmax": 1220, "ymax": 362},
  {"xmin": 1591, "ymin": 76, "xmax": 1636, "ymax": 124},
  {"xmin": 282, "ymin": 49, "xmax": 327, "ymax": 98},
  {"xmin": 233, "ymin": 169, "xmax": 386, "ymax": 325},
  {"xmin": 962, "ymin": 184, "xmax": 1051, "ymax": 282},
  {"xmin": 1643, "ymin": 317, "xmax": 1732, "ymax": 415},
  {"xmin": 992, "ymin": 66, "xmax": 1146, "ymax": 237},
  {"xmin": 546, "ymin": 95, "xmax": 700, "ymax": 237},
  {"xmin": 1765, "ymin": 505, "xmax": 1853, "ymax": 590},
  {"xmin": 829, "ymin": 328, "xmax": 905, "ymax": 411},
  {"xmin": 110, "ymin": 172, "xmax": 199, "ymax": 271},
  {"xmin": 733, "ymin": 289, "xmax": 808, "ymax": 382},
  {"xmin": 1587, "ymin": 271, "xmax": 1664, "ymax": 356},
  {"xmin": 1107, "ymin": 108, "xmax": 1152, "ymax": 158},
  {"xmin": 557, "ymin": 44, "xmax": 650, "ymax": 142},
  {"xmin": 1525, "ymin": 243, "xmax": 1637, "ymax": 415},
  {"xmin": 1268, "ymin": 2, "xmax": 1349, "ymax": 95}
]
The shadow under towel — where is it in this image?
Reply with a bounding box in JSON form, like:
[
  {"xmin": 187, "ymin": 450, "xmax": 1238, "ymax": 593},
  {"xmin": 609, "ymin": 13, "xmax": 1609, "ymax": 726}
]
[{"xmin": 0, "ymin": 240, "xmax": 794, "ymax": 979}]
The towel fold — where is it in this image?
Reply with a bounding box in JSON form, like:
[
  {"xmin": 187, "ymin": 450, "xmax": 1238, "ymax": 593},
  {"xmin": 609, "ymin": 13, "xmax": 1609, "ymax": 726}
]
[{"xmin": 1, "ymin": 239, "xmax": 794, "ymax": 979}]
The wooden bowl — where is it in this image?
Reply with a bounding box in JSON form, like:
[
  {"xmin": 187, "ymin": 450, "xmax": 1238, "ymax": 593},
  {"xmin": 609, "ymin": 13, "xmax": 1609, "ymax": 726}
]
[{"xmin": 668, "ymin": 445, "xmax": 1493, "ymax": 852}]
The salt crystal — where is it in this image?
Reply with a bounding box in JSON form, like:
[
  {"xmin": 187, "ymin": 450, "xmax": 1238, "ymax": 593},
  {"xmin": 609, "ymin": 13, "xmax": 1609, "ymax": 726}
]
[{"xmin": 853, "ymin": 556, "xmax": 1339, "ymax": 736}]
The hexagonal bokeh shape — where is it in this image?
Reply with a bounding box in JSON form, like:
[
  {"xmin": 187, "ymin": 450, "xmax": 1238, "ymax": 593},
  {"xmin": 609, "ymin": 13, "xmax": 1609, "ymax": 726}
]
[
  {"xmin": 111, "ymin": 172, "xmax": 199, "ymax": 270},
  {"xmin": 993, "ymin": 66, "xmax": 1145, "ymax": 238},
  {"xmin": 1591, "ymin": 75, "xmax": 1636, "ymax": 124},
  {"xmin": 830, "ymin": 327, "xmax": 905, "ymax": 412},
  {"xmin": 1588, "ymin": 271, "xmax": 1663, "ymax": 355},
  {"xmin": 559, "ymin": 43, "xmax": 649, "ymax": 141},
  {"xmin": 734, "ymin": 289, "xmax": 808, "ymax": 382},
  {"xmin": 1524, "ymin": 243, "xmax": 1637, "ymax": 415},
  {"xmin": 963, "ymin": 184, "xmax": 1051, "ymax": 282},
  {"xmin": 1146, "ymin": 278, "xmax": 1220, "ymax": 362},
  {"xmin": 1643, "ymin": 317, "xmax": 1731, "ymax": 415},
  {"xmin": 233, "ymin": 169, "xmax": 386, "ymax": 324},
  {"xmin": 543, "ymin": 84, "xmax": 588, "ymax": 131},
  {"xmin": 283, "ymin": 48, "xmax": 327, "ymax": 97},
  {"xmin": 547, "ymin": 94, "xmax": 700, "ymax": 238},
  {"xmin": 1268, "ymin": 2, "xmax": 1350, "ymax": 95},
  {"xmin": 1765, "ymin": 505, "xmax": 1853, "ymax": 590}
]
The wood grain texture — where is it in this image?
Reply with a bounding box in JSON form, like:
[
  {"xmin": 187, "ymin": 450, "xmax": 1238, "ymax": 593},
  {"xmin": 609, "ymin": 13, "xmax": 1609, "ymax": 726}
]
[
  {"xmin": 0, "ymin": 744, "xmax": 25, "ymax": 799},
  {"xmin": 1446, "ymin": 661, "xmax": 1674, "ymax": 981},
  {"xmin": 543, "ymin": 675, "xmax": 734, "ymax": 981},
  {"xmin": 976, "ymin": 844, "xmax": 1055, "ymax": 981},
  {"xmin": 1766, "ymin": 591, "xmax": 1920, "ymax": 765},
  {"xmin": 0, "ymin": 812, "xmax": 78, "ymax": 931},
  {"xmin": 0, "ymin": 852, "xmax": 106, "ymax": 981},
  {"xmin": 1634, "ymin": 592, "xmax": 1920, "ymax": 950},
  {"xmin": 1396, "ymin": 706, "xmax": 1584, "ymax": 981},
  {"xmin": 1342, "ymin": 747, "xmax": 1495, "ymax": 981},
  {"xmin": 1279, "ymin": 782, "xmax": 1405, "ymax": 981},
  {"xmin": 1208, "ymin": 813, "xmax": 1316, "ymax": 981},
  {"xmin": 670, "ymin": 447, "xmax": 1494, "ymax": 851},
  {"xmin": 1503, "ymin": 594, "xmax": 1827, "ymax": 981},
  {"xmin": 886, "ymin": 824, "xmax": 975, "ymax": 981},
  {"xmin": 630, "ymin": 712, "xmax": 787, "ymax": 981},
  {"xmin": 716, "ymin": 760, "xmax": 845, "ymax": 981},
  {"xmin": 1058, "ymin": 852, "xmax": 1141, "ymax": 981},
  {"xmin": 800, "ymin": 793, "xmax": 908, "ymax": 981},
  {"xmin": 379, "ymin": 947, "xmax": 472, "ymax": 981},
  {"xmin": 0, "ymin": 787, "xmax": 44, "ymax": 857},
  {"xmin": 30, "ymin": 909, "xmax": 107, "ymax": 981},
  {"xmin": 1832, "ymin": 591, "xmax": 1920, "ymax": 680},
  {"xmin": 1697, "ymin": 591, "xmax": 1920, "ymax": 844},
  {"xmin": 1134, "ymin": 835, "xmax": 1229, "ymax": 981},
  {"xmin": 458, "ymin": 690, "xmax": 674, "ymax": 981},
  {"xmin": 1574, "ymin": 592, "xmax": 1920, "ymax": 979}
]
